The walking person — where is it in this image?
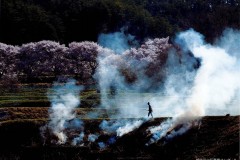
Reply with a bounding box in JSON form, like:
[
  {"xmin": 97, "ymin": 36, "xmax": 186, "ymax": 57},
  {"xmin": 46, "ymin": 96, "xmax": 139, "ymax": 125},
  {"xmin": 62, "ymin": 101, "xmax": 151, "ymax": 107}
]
[{"xmin": 147, "ymin": 102, "xmax": 153, "ymax": 118}]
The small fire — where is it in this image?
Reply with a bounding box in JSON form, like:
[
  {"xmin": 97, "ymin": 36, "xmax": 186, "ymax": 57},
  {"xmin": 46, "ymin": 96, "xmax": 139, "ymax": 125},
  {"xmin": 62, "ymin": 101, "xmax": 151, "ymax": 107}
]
[{"xmin": 146, "ymin": 117, "xmax": 201, "ymax": 146}]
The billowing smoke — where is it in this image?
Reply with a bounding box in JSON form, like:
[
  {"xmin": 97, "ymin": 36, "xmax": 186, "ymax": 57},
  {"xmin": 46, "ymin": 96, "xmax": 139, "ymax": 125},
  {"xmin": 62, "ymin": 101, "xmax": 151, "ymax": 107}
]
[
  {"xmin": 147, "ymin": 28, "xmax": 240, "ymax": 144},
  {"xmin": 96, "ymin": 28, "xmax": 239, "ymax": 118},
  {"xmin": 40, "ymin": 28, "xmax": 239, "ymax": 147},
  {"xmin": 45, "ymin": 79, "xmax": 84, "ymax": 144},
  {"xmin": 178, "ymin": 28, "xmax": 240, "ymax": 116},
  {"xmin": 95, "ymin": 28, "xmax": 240, "ymax": 145},
  {"xmin": 95, "ymin": 36, "xmax": 172, "ymax": 118},
  {"xmin": 95, "ymin": 35, "xmax": 172, "ymax": 145}
]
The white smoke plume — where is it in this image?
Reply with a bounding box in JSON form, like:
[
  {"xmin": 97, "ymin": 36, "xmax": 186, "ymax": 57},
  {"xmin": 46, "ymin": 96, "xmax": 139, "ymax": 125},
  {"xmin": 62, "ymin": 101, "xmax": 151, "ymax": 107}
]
[
  {"xmin": 98, "ymin": 118, "xmax": 147, "ymax": 148},
  {"xmin": 96, "ymin": 28, "xmax": 239, "ymax": 118},
  {"xmin": 146, "ymin": 117, "xmax": 200, "ymax": 146},
  {"xmin": 40, "ymin": 28, "xmax": 239, "ymax": 147},
  {"xmin": 99, "ymin": 119, "xmax": 147, "ymax": 137},
  {"xmin": 147, "ymin": 28, "xmax": 240, "ymax": 144},
  {"xmin": 95, "ymin": 36, "xmax": 172, "ymax": 118},
  {"xmin": 146, "ymin": 118, "xmax": 173, "ymax": 146},
  {"xmin": 47, "ymin": 79, "xmax": 84, "ymax": 144},
  {"xmin": 178, "ymin": 28, "xmax": 240, "ymax": 116},
  {"xmin": 95, "ymin": 28, "xmax": 239, "ymax": 145},
  {"xmin": 116, "ymin": 119, "xmax": 145, "ymax": 137}
]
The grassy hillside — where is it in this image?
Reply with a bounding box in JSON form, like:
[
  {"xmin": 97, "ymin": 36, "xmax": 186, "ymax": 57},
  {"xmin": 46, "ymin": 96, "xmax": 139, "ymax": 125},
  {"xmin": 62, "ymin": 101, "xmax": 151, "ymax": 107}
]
[{"xmin": 0, "ymin": 115, "xmax": 239, "ymax": 159}]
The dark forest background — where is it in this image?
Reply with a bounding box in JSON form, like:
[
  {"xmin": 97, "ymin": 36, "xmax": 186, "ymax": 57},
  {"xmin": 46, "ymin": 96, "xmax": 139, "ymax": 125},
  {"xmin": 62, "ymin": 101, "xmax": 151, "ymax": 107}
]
[
  {"xmin": 0, "ymin": 0, "xmax": 240, "ymax": 87},
  {"xmin": 0, "ymin": 0, "xmax": 239, "ymax": 45}
]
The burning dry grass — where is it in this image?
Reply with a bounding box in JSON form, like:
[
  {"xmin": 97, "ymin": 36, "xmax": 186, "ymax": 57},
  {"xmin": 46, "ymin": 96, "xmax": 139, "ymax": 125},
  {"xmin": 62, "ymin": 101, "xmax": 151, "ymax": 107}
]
[{"xmin": 0, "ymin": 114, "xmax": 238, "ymax": 159}]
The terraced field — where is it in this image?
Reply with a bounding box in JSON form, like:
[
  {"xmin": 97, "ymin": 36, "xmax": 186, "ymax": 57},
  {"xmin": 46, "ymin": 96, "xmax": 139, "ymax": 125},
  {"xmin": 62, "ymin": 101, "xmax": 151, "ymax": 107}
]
[
  {"xmin": 0, "ymin": 84, "xmax": 100, "ymax": 108},
  {"xmin": 0, "ymin": 84, "xmax": 122, "ymax": 122}
]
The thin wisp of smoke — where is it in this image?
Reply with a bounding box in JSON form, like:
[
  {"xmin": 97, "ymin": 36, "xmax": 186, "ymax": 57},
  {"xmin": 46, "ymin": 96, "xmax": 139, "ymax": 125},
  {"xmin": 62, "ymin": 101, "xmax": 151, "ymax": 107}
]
[{"xmin": 99, "ymin": 118, "xmax": 147, "ymax": 137}]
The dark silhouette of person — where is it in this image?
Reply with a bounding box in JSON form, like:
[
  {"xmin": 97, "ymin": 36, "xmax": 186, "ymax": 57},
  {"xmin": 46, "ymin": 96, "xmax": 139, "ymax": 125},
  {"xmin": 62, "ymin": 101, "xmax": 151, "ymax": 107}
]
[{"xmin": 147, "ymin": 102, "xmax": 153, "ymax": 118}]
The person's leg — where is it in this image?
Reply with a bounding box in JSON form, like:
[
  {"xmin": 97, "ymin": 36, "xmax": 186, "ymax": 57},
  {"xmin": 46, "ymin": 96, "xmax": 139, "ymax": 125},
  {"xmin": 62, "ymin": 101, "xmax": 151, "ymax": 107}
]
[
  {"xmin": 151, "ymin": 112, "xmax": 153, "ymax": 118},
  {"xmin": 148, "ymin": 112, "xmax": 150, "ymax": 117}
]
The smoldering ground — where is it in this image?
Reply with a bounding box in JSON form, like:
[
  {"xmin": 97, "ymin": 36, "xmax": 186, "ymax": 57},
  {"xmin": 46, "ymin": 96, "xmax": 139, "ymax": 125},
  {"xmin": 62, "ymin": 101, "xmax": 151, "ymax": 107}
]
[{"xmin": 41, "ymin": 79, "xmax": 84, "ymax": 145}]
